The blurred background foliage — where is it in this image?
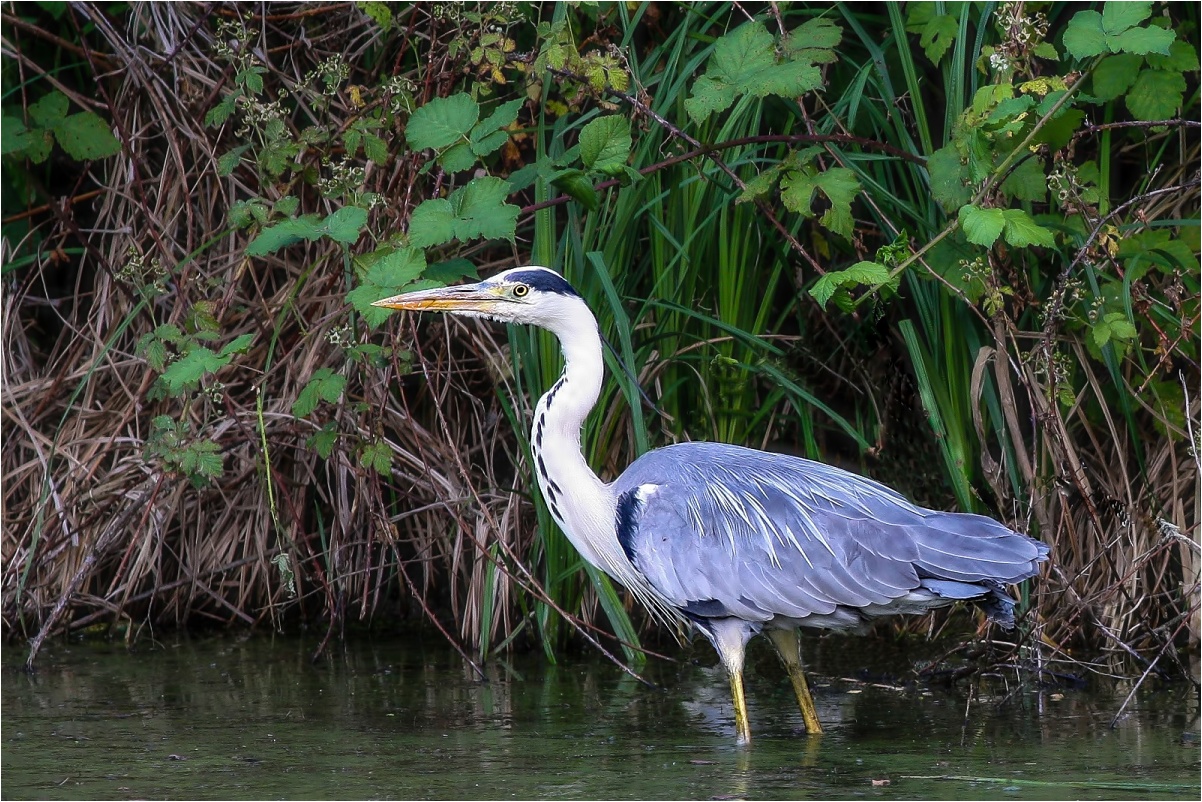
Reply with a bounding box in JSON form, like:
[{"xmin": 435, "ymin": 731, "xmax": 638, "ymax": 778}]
[{"xmin": 2, "ymin": 2, "xmax": 1198, "ymax": 679}]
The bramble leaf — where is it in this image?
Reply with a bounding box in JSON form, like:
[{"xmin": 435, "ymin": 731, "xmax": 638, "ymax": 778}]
[
  {"xmin": 1001, "ymin": 209, "xmax": 1055, "ymax": 248},
  {"xmin": 1126, "ymin": 68, "xmax": 1187, "ymax": 121},
  {"xmin": 958, "ymin": 205, "xmax": 1006, "ymax": 247},
  {"xmin": 809, "ymin": 260, "xmax": 894, "ymax": 309},
  {"xmin": 927, "ymin": 143, "xmax": 973, "ymax": 211},
  {"xmin": 52, "ymin": 112, "xmax": 121, "ymax": 160},
  {"xmin": 781, "ymin": 166, "xmax": 860, "ymax": 239},
  {"xmin": 293, "ymin": 368, "xmax": 347, "ymax": 417},
  {"xmin": 580, "ymin": 115, "xmax": 631, "ymax": 174},
  {"xmin": 318, "ymin": 206, "xmax": 368, "ymax": 244},
  {"xmin": 408, "ymin": 198, "xmax": 456, "ymax": 248},
  {"xmin": 28, "ymin": 91, "xmax": 68, "ymax": 127},
  {"xmin": 347, "ymin": 246, "xmax": 428, "ymax": 328},
  {"xmin": 1092, "ymin": 53, "xmax": 1143, "ymax": 100},
  {"xmin": 405, "ymin": 93, "xmax": 478, "ymax": 151},
  {"xmin": 919, "ymin": 14, "xmax": 958, "ymax": 65},
  {"xmin": 161, "ymin": 347, "xmax": 230, "ymax": 395}
]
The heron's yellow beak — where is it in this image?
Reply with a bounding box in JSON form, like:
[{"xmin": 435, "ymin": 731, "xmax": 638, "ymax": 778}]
[{"xmin": 371, "ymin": 282, "xmax": 502, "ymax": 314}]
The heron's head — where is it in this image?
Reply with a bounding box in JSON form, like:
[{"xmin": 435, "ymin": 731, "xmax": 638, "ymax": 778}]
[{"xmin": 372, "ymin": 266, "xmax": 585, "ymax": 328}]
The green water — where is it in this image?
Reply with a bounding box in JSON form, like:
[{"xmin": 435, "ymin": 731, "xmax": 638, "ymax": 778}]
[{"xmin": 2, "ymin": 633, "xmax": 1197, "ymax": 800}]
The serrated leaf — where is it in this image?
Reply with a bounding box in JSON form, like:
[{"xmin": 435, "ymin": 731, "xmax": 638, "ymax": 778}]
[
  {"xmin": 308, "ymin": 424, "xmax": 338, "ymax": 458},
  {"xmin": 684, "ymin": 75, "xmax": 736, "ymax": 124},
  {"xmin": 1109, "ymin": 25, "xmax": 1175, "ymax": 57},
  {"xmin": 1035, "ymin": 108, "xmax": 1085, "ymax": 150},
  {"xmin": 405, "ymin": 93, "xmax": 478, "ymax": 151},
  {"xmin": 473, "ymin": 97, "xmax": 524, "ymax": 137},
  {"xmin": 1001, "ymin": 208, "xmax": 1055, "ymax": 247},
  {"xmin": 217, "ymin": 144, "xmax": 250, "ymax": 176},
  {"xmin": 738, "ymin": 163, "xmax": 784, "ymax": 204},
  {"xmin": 245, "ymin": 215, "xmax": 323, "ymax": 256},
  {"xmin": 781, "ymin": 167, "xmax": 859, "ymax": 239},
  {"xmin": 580, "ymin": 115, "xmax": 631, "ymax": 174},
  {"xmin": 425, "ymin": 258, "xmax": 478, "ymax": 284},
  {"xmin": 470, "ymin": 129, "xmax": 509, "ymax": 156},
  {"xmin": 319, "ymin": 206, "xmax": 368, "ymax": 244},
  {"xmin": 551, "ymin": 168, "xmax": 599, "ymax": 210},
  {"xmin": 0, "ymin": 117, "xmax": 34, "ymax": 155},
  {"xmin": 28, "ymin": 92, "xmax": 68, "ymax": 127},
  {"xmin": 273, "ymin": 196, "xmax": 299, "ymax": 216},
  {"xmin": 686, "ymin": 21, "xmax": 826, "ymax": 123},
  {"xmin": 438, "ymin": 141, "xmax": 477, "ymax": 173},
  {"xmin": 449, "ymin": 176, "xmax": 518, "ymax": 241},
  {"xmin": 1000, "ymin": 156, "xmax": 1047, "ymax": 203},
  {"xmin": 293, "ymin": 368, "xmax": 346, "ymax": 416},
  {"xmin": 161, "ymin": 347, "xmax": 231, "ymax": 395},
  {"xmin": 205, "ymin": 93, "xmax": 238, "ymax": 128},
  {"xmin": 1101, "ymin": 2, "xmax": 1152, "ymax": 35},
  {"xmin": 1063, "ymin": 10, "xmax": 1106, "ymax": 59},
  {"xmin": 363, "ymin": 132, "xmax": 388, "ymax": 164},
  {"xmin": 408, "ymin": 198, "xmax": 456, "ymax": 248},
  {"xmin": 1092, "ymin": 53, "xmax": 1143, "ymax": 100},
  {"xmin": 1126, "ymin": 68, "xmax": 1186, "ymax": 121},
  {"xmin": 52, "ymin": 112, "xmax": 120, "ymax": 160},
  {"xmin": 919, "ymin": 14, "xmax": 958, "ymax": 65},
  {"xmin": 343, "ymin": 127, "xmax": 362, "ymax": 157},
  {"xmin": 359, "ymin": 440, "xmax": 392, "ymax": 476},
  {"xmin": 1146, "ymin": 40, "xmax": 1199, "ymax": 72},
  {"xmin": 348, "ymin": 246, "xmax": 428, "ymax": 328},
  {"xmin": 218, "ymin": 333, "xmax": 255, "ymax": 357},
  {"xmin": 927, "ymin": 143, "xmax": 973, "ymax": 211},
  {"xmin": 958, "ymin": 205, "xmax": 1006, "ymax": 246},
  {"xmin": 809, "ymin": 261, "xmax": 893, "ymax": 309}
]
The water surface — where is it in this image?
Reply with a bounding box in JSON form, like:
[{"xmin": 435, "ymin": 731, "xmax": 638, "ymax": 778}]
[{"xmin": 3, "ymin": 633, "xmax": 1197, "ymax": 800}]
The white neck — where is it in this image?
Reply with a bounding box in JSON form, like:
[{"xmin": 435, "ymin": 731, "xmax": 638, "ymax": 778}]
[
  {"xmin": 529, "ymin": 305, "xmax": 620, "ymax": 575},
  {"xmin": 526, "ymin": 295, "xmax": 682, "ymax": 628}
]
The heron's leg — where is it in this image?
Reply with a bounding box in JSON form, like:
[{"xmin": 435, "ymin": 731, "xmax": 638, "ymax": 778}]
[
  {"xmin": 708, "ymin": 619, "xmax": 755, "ymax": 745},
  {"xmin": 766, "ymin": 628, "xmax": 824, "ymax": 734}
]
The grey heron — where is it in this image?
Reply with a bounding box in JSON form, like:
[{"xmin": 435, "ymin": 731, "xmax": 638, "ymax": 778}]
[{"xmin": 373, "ymin": 265, "xmax": 1049, "ymax": 743}]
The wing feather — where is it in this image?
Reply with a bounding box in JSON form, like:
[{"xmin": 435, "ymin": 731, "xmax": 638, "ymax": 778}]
[{"xmin": 613, "ymin": 443, "xmax": 1047, "ymax": 627}]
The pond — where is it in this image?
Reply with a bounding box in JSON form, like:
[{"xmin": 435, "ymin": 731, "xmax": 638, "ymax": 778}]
[{"xmin": 2, "ymin": 632, "xmax": 1197, "ymax": 800}]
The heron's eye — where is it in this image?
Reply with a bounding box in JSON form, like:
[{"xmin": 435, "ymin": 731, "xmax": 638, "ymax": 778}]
[{"xmin": 512, "ymin": 284, "xmax": 530, "ymax": 298}]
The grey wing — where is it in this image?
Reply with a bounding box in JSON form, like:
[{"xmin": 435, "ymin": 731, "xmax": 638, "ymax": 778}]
[{"xmin": 612, "ymin": 443, "xmax": 1047, "ymax": 629}]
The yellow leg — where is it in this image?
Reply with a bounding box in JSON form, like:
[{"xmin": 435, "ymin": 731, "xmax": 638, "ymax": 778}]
[
  {"xmin": 767, "ymin": 628, "xmax": 824, "ymax": 735},
  {"xmin": 728, "ymin": 666, "xmax": 752, "ymax": 745}
]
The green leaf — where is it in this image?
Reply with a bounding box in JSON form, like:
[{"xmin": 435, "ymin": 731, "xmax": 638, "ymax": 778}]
[
  {"xmin": 1101, "ymin": 2, "xmax": 1152, "ymax": 34},
  {"xmin": 245, "ymin": 215, "xmax": 323, "ymax": 256},
  {"xmin": 1063, "ymin": 11, "xmax": 1106, "ymax": 59},
  {"xmin": 927, "ymin": 143, "xmax": 973, "ymax": 211},
  {"xmin": 809, "ymin": 261, "xmax": 894, "ymax": 309},
  {"xmin": 1035, "ymin": 108, "xmax": 1086, "ymax": 150},
  {"xmin": 0, "ymin": 117, "xmax": 34, "ymax": 154},
  {"xmin": 360, "ymin": 1, "xmax": 393, "ymax": 30},
  {"xmin": 273, "ymin": 196, "xmax": 299, "ymax": 216},
  {"xmin": 28, "ymin": 91, "xmax": 68, "ymax": 127},
  {"xmin": 293, "ymin": 368, "xmax": 347, "ymax": 416},
  {"xmin": 363, "ymin": 132, "xmax": 388, "ymax": 164},
  {"xmin": 425, "ymin": 258, "xmax": 478, "ymax": 284},
  {"xmin": 438, "ymin": 141, "xmax": 477, "ymax": 172},
  {"xmin": 408, "ymin": 198, "xmax": 456, "ymax": 248},
  {"xmin": 319, "ymin": 206, "xmax": 368, "ymax": 244},
  {"xmin": 161, "ymin": 347, "xmax": 231, "ymax": 395},
  {"xmin": 347, "ymin": 246, "xmax": 428, "ymax": 328},
  {"xmin": 551, "ymin": 168, "xmax": 599, "ymax": 211},
  {"xmin": 685, "ymin": 21, "xmax": 825, "ymax": 123},
  {"xmin": 919, "ymin": 15, "xmax": 958, "ymax": 65},
  {"xmin": 359, "ymin": 440, "xmax": 392, "ymax": 476},
  {"xmin": 217, "ymin": 144, "xmax": 250, "ymax": 176},
  {"xmin": 308, "ymin": 423, "xmax": 339, "ymax": 458},
  {"xmin": 1092, "ymin": 310, "xmax": 1138, "ymax": 348},
  {"xmin": 958, "ymin": 205, "xmax": 1006, "ymax": 247},
  {"xmin": 449, "ymin": 176, "xmax": 519, "ymax": 242},
  {"xmin": 1000, "ymin": 156, "xmax": 1047, "ymax": 203},
  {"xmin": 1126, "ymin": 68, "xmax": 1187, "ymax": 121},
  {"xmin": 1109, "ymin": 25, "xmax": 1175, "ymax": 57},
  {"xmin": 469, "ymin": 129, "xmax": 509, "ymax": 157},
  {"xmin": 218, "ymin": 333, "xmax": 255, "ymax": 358},
  {"xmin": 579, "ymin": 115, "xmax": 631, "ymax": 174},
  {"xmin": 1092, "ymin": 53, "xmax": 1143, "ymax": 100},
  {"xmin": 205, "ymin": 93, "xmax": 238, "ymax": 128},
  {"xmin": 405, "ymin": 93, "xmax": 478, "ymax": 151},
  {"xmin": 1145, "ymin": 39, "xmax": 1199, "ymax": 72},
  {"xmin": 1000, "ymin": 208, "xmax": 1055, "ymax": 248},
  {"xmin": 781, "ymin": 167, "xmax": 860, "ymax": 239}
]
